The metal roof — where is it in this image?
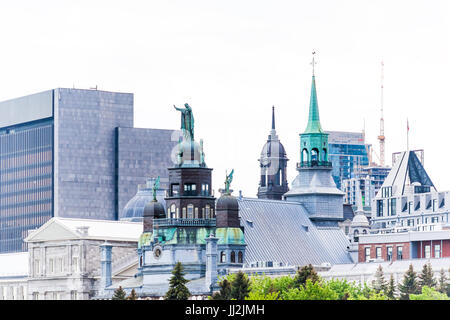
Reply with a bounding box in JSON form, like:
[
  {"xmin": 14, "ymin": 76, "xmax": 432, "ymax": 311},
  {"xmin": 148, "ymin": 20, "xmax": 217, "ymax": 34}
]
[{"xmin": 237, "ymin": 198, "xmax": 352, "ymax": 267}]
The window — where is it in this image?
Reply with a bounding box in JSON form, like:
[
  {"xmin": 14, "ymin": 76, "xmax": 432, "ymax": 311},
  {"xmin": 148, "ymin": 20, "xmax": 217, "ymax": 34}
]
[
  {"xmin": 389, "ymin": 198, "xmax": 396, "ymax": 216},
  {"xmin": 382, "ymin": 187, "xmax": 392, "ymax": 198},
  {"xmin": 365, "ymin": 247, "xmax": 371, "ymax": 262},
  {"xmin": 194, "ymin": 207, "xmax": 199, "ymax": 218},
  {"xmin": 171, "ymin": 184, "xmax": 180, "ymax": 196},
  {"xmin": 187, "ymin": 204, "xmax": 194, "ymax": 219},
  {"xmin": 32, "ymin": 292, "xmax": 39, "ymax": 300},
  {"xmin": 205, "ymin": 205, "xmax": 211, "ymax": 219},
  {"xmin": 238, "ymin": 251, "xmax": 243, "ymax": 263},
  {"xmin": 182, "ymin": 207, "xmax": 187, "ymax": 218},
  {"xmin": 424, "ymin": 245, "xmax": 431, "ymax": 258},
  {"xmin": 220, "ymin": 251, "xmax": 226, "ymax": 263},
  {"xmin": 353, "ymin": 230, "xmax": 359, "ymax": 243},
  {"xmin": 170, "ymin": 204, "xmax": 177, "ymax": 219},
  {"xmin": 377, "ymin": 200, "xmax": 384, "ymax": 217},
  {"xmin": 201, "ymin": 184, "xmax": 209, "ymax": 196},
  {"xmin": 344, "ymin": 226, "xmax": 349, "ymax": 235},
  {"xmin": 184, "ymin": 183, "xmax": 196, "ymax": 196},
  {"xmin": 376, "ymin": 247, "xmax": 382, "ymax": 259},
  {"xmin": 49, "ymin": 258, "xmax": 54, "ymax": 273},
  {"xmin": 72, "ymin": 257, "xmax": 79, "ymax": 272},
  {"xmin": 231, "ymin": 251, "xmax": 236, "ymax": 263},
  {"xmin": 435, "ymin": 244, "xmax": 441, "ymax": 258},
  {"xmin": 387, "ymin": 247, "xmax": 393, "ymax": 261},
  {"xmin": 71, "ymin": 291, "xmax": 77, "ymax": 300},
  {"xmin": 34, "ymin": 259, "xmax": 40, "ymax": 275}
]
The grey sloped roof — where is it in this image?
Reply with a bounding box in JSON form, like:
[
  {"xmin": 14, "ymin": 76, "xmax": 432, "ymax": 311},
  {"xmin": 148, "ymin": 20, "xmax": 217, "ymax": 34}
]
[{"xmin": 237, "ymin": 198, "xmax": 352, "ymax": 266}]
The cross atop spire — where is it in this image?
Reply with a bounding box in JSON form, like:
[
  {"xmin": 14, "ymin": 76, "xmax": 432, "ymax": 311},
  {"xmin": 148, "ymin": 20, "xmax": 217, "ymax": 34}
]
[{"xmin": 304, "ymin": 71, "xmax": 324, "ymax": 134}]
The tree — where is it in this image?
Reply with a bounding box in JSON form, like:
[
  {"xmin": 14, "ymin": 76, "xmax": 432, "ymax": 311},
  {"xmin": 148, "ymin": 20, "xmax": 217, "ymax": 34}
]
[
  {"xmin": 212, "ymin": 279, "xmax": 232, "ymax": 300},
  {"xmin": 127, "ymin": 288, "xmax": 138, "ymax": 300},
  {"xmin": 398, "ymin": 264, "xmax": 420, "ymax": 300},
  {"xmin": 165, "ymin": 262, "xmax": 191, "ymax": 300},
  {"xmin": 372, "ymin": 265, "xmax": 387, "ymax": 294},
  {"xmin": 438, "ymin": 269, "xmax": 447, "ymax": 294},
  {"xmin": 230, "ymin": 271, "xmax": 251, "ymax": 300},
  {"xmin": 112, "ymin": 286, "xmax": 127, "ymax": 300},
  {"xmin": 294, "ymin": 264, "xmax": 320, "ymax": 288},
  {"xmin": 419, "ymin": 263, "xmax": 436, "ymax": 289},
  {"xmin": 386, "ymin": 274, "xmax": 396, "ymax": 300},
  {"xmin": 410, "ymin": 286, "xmax": 450, "ymax": 300}
]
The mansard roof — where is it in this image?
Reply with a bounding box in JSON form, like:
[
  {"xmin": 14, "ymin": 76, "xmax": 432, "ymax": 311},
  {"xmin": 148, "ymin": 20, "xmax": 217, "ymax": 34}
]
[{"xmin": 379, "ymin": 150, "xmax": 436, "ymax": 197}]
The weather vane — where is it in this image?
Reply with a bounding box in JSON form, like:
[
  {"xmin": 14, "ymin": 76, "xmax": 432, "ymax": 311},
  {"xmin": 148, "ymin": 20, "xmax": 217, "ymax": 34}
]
[{"xmin": 310, "ymin": 51, "xmax": 317, "ymax": 76}]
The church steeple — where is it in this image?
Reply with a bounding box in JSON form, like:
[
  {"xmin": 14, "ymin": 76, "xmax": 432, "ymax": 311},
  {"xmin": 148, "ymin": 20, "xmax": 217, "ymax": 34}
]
[
  {"xmin": 299, "ymin": 62, "xmax": 329, "ymax": 167},
  {"xmin": 257, "ymin": 106, "xmax": 289, "ymax": 200},
  {"xmin": 304, "ymin": 75, "xmax": 324, "ymax": 134}
]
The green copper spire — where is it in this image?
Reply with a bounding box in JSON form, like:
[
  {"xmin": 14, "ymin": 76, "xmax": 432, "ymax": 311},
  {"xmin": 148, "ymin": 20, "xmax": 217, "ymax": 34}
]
[{"xmin": 304, "ymin": 75, "xmax": 324, "ymax": 134}]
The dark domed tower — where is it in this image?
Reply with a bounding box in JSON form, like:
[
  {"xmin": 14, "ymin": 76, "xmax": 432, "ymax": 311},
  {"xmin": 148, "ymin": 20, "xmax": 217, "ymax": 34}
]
[
  {"xmin": 257, "ymin": 106, "xmax": 289, "ymax": 200},
  {"xmin": 215, "ymin": 192, "xmax": 246, "ymax": 269}
]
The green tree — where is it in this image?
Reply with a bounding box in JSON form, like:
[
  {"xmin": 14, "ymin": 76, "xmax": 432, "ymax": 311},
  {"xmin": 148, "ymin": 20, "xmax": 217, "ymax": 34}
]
[
  {"xmin": 419, "ymin": 263, "xmax": 436, "ymax": 289},
  {"xmin": 437, "ymin": 269, "xmax": 447, "ymax": 294},
  {"xmin": 293, "ymin": 264, "xmax": 320, "ymax": 288},
  {"xmin": 126, "ymin": 288, "xmax": 138, "ymax": 300},
  {"xmin": 398, "ymin": 264, "xmax": 420, "ymax": 300},
  {"xmin": 385, "ymin": 274, "xmax": 396, "ymax": 300},
  {"xmin": 410, "ymin": 286, "xmax": 450, "ymax": 300},
  {"xmin": 112, "ymin": 286, "xmax": 127, "ymax": 300},
  {"xmin": 230, "ymin": 271, "xmax": 251, "ymax": 300},
  {"xmin": 282, "ymin": 279, "xmax": 339, "ymax": 300},
  {"xmin": 211, "ymin": 279, "xmax": 232, "ymax": 300},
  {"xmin": 372, "ymin": 265, "xmax": 387, "ymax": 294},
  {"xmin": 165, "ymin": 262, "xmax": 191, "ymax": 300}
]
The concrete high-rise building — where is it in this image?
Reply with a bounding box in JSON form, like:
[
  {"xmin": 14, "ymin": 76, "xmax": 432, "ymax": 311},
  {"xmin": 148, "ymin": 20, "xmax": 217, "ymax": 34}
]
[{"xmin": 0, "ymin": 88, "xmax": 178, "ymax": 253}]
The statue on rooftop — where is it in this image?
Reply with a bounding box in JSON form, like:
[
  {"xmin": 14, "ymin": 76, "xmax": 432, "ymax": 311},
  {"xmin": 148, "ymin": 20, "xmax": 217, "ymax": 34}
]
[
  {"xmin": 225, "ymin": 169, "xmax": 234, "ymax": 195},
  {"xmin": 173, "ymin": 103, "xmax": 194, "ymax": 141}
]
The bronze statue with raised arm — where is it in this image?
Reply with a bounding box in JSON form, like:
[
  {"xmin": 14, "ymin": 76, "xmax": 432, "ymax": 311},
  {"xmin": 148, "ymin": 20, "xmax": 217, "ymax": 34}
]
[{"xmin": 173, "ymin": 103, "xmax": 195, "ymax": 141}]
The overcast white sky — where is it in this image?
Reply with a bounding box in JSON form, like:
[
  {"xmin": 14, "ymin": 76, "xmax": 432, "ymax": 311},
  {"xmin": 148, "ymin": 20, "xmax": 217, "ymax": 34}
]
[{"xmin": 0, "ymin": 0, "xmax": 449, "ymax": 197}]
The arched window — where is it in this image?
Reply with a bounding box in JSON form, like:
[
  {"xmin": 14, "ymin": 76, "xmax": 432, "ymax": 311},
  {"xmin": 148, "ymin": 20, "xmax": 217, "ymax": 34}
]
[
  {"xmin": 205, "ymin": 205, "xmax": 211, "ymax": 219},
  {"xmin": 230, "ymin": 251, "xmax": 236, "ymax": 263},
  {"xmin": 170, "ymin": 204, "xmax": 176, "ymax": 219},
  {"xmin": 302, "ymin": 148, "xmax": 309, "ymax": 163},
  {"xmin": 322, "ymin": 148, "xmax": 327, "ymax": 161},
  {"xmin": 311, "ymin": 148, "xmax": 319, "ymax": 162},
  {"xmin": 362, "ymin": 229, "xmax": 367, "ymax": 234},
  {"xmin": 187, "ymin": 204, "xmax": 194, "ymax": 219},
  {"xmin": 354, "ymin": 229, "xmax": 360, "ymax": 243},
  {"xmin": 238, "ymin": 251, "xmax": 243, "ymax": 263},
  {"xmin": 182, "ymin": 207, "xmax": 187, "ymax": 219},
  {"xmin": 220, "ymin": 251, "xmax": 226, "ymax": 263}
]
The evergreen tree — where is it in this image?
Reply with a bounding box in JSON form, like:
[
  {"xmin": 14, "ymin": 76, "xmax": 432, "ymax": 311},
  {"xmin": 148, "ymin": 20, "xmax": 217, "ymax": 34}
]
[
  {"xmin": 386, "ymin": 274, "xmax": 396, "ymax": 300},
  {"xmin": 230, "ymin": 271, "xmax": 250, "ymax": 300},
  {"xmin": 112, "ymin": 286, "xmax": 127, "ymax": 300},
  {"xmin": 127, "ymin": 288, "xmax": 138, "ymax": 300},
  {"xmin": 398, "ymin": 264, "xmax": 420, "ymax": 300},
  {"xmin": 212, "ymin": 279, "xmax": 232, "ymax": 300},
  {"xmin": 419, "ymin": 263, "xmax": 436, "ymax": 289},
  {"xmin": 294, "ymin": 264, "xmax": 320, "ymax": 288},
  {"xmin": 372, "ymin": 265, "xmax": 387, "ymax": 294},
  {"xmin": 165, "ymin": 262, "xmax": 191, "ymax": 300},
  {"xmin": 438, "ymin": 269, "xmax": 447, "ymax": 293}
]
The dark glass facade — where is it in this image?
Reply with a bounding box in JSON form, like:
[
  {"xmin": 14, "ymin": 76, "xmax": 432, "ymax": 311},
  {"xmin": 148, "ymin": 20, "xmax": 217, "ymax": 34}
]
[
  {"xmin": 329, "ymin": 143, "xmax": 370, "ymax": 189},
  {"xmin": 0, "ymin": 118, "xmax": 53, "ymax": 252}
]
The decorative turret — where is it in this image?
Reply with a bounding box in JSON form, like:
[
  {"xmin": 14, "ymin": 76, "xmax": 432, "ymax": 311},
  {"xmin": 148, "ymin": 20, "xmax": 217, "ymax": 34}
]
[
  {"xmin": 143, "ymin": 177, "xmax": 166, "ymax": 232},
  {"xmin": 257, "ymin": 107, "xmax": 289, "ymax": 200}
]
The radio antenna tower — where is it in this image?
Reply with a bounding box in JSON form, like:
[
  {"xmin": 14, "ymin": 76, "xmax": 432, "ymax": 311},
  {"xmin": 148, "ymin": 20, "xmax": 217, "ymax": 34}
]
[{"xmin": 377, "ymin": 61, "xmax": 385, "ymax": 167}]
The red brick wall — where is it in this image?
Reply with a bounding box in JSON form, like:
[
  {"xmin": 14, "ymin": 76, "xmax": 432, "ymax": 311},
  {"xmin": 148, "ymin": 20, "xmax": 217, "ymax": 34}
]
[
  {"xmin": 416, "ymin": 240, "xmax": 450, "ymax": 258},
  {"xmin": 358, "ymin": 242, "xmax": 410, "ymax": 262}
]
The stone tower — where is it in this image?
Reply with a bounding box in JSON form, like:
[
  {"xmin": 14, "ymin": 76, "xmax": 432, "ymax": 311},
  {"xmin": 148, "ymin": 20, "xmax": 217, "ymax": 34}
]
[
  {"xmin": 284, "ymin": 70, "xmax": 344, "ymax": 227},
  {"xmin": 257, "ymin": 106, "xmax": 289, "ymax": 200}
]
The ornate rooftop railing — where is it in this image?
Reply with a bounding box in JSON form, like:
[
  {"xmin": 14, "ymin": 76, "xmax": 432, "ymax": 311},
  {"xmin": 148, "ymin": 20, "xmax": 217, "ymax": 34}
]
[
  {"xmin": 297, "ymin": 161, "xmax": 332, "ymax": 168},
  {"xmin": 153, "ymin": 218, "xmax": 216, "ymax": 228}
]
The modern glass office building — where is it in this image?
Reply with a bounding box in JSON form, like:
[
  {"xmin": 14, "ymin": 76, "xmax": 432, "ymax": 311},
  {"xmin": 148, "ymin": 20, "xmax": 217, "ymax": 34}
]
[
  {"xmin": 327, "ymin": 131, "xmax": 371, "ymax": 189},
  {"xmin": 0, "ymin": 89, "xmax": 177, "ymax": 252}
]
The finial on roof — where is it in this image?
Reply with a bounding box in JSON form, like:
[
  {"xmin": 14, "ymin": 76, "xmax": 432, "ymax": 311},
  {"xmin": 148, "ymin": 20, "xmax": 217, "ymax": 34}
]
[
  {"xmin": 272, "ymin": 106, "xmax": 275, "ymax": 130},
  {"xmin": 310, "ymin": 51, "xmax": 317, "ymax": 76}
]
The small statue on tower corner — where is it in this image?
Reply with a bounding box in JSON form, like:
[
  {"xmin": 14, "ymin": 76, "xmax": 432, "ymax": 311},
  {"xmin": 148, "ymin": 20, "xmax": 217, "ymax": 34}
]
[
  {"xmin": 224, "ymin": 169, "xmax": 234, "ymax": 195},
  {"xmin": 152, "ymin": 176, "xmax": 160, "ymax": 202}
]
